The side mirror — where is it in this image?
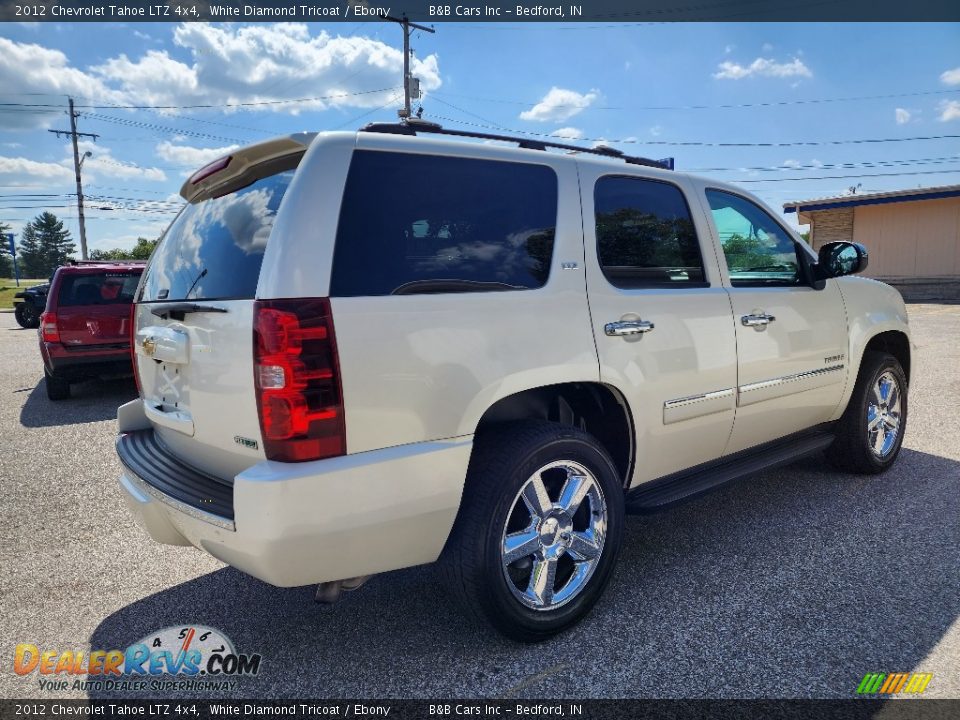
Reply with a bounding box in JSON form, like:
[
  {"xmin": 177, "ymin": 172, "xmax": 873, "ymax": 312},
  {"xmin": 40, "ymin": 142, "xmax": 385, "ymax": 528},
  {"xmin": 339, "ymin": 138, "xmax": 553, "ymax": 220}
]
[{"xmin": 816, "ymin": 241, "xmax": 868, "ymax": 280}]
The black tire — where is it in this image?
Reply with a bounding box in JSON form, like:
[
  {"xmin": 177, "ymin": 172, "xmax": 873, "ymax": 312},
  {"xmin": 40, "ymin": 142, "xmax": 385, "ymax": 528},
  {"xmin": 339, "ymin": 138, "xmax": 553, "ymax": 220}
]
[
  {"xmin": 441, "ymin": 420, "xmax": 625, "ymax": 642},
  {"xmin": 826, "ymin": 351, "xmax": 907, "ymax": 474},
  {"xmin": 44, "ymin": 369, "xmax": 71, "ymax": 401},
  {"xmin": 14, "ymin": 303, "xmax": 40, "ymax": 329}
]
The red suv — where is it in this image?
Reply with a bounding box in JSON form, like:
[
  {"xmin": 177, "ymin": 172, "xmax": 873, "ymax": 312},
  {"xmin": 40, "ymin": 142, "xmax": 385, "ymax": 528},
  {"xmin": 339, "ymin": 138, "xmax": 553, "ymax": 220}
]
[{"xmin": 39, "ymin": 262, "xmax": 146, "ymax": 400}]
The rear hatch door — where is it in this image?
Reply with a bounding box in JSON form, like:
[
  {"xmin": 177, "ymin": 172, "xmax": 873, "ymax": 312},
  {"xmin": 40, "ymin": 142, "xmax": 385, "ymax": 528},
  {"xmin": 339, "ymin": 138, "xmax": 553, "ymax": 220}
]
[
  {"xmin": 134, "ymin": 139, "xmax": 309, "ymax": 478},
  {"xmin": 56, "ymin": 270, "xmax": 141, "ymax": 348}
]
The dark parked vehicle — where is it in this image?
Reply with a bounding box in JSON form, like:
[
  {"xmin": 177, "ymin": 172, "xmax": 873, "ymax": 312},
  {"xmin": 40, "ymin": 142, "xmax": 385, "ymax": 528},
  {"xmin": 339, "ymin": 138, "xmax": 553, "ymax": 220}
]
[
  {"xmin": 12, "ymin": 282, "xmax": 49, "ymax": 329},
  {"xmin": 39, "ymin": 262, "xmax": 146, "ymax": 400}
]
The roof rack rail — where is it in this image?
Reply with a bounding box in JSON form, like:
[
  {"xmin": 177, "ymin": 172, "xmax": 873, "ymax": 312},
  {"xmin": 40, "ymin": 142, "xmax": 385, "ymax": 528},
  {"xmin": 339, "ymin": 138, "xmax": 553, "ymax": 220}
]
[
  {"xmin": 68, "ymin": 259, "xmax": 147, "ymax": 265},
  {"xmin": 360, "ymin": 120, "xmax": 674, "ymax": 171}
]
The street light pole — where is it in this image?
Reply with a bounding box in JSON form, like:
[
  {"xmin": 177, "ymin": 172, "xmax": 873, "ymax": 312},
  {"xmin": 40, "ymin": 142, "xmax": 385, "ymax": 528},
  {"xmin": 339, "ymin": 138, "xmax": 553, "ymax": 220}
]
[{"xmin": 48, "ymin": 98, "xmax": 99, "ymax": 260}]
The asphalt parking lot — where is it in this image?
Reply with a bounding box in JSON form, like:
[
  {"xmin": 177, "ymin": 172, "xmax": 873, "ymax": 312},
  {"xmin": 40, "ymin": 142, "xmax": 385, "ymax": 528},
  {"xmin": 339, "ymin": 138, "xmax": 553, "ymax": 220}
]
[{"xmin": 1, "ymin": 305, "xmax": 957, "ymax": 701}]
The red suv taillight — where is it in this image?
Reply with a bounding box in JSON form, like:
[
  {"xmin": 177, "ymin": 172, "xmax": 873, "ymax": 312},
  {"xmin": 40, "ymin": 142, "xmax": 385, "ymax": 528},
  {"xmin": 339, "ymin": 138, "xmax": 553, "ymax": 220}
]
[
  {"xmin": 40, "ymin": 312, "xmax": 60, "ymax": 342},
  {"xmin": 253, "ymin": 298, "xmax": 345, "ymax": 463},
  {"xmin": 129, "ymin": 303, "xmax": 142, "ymax": 395}
]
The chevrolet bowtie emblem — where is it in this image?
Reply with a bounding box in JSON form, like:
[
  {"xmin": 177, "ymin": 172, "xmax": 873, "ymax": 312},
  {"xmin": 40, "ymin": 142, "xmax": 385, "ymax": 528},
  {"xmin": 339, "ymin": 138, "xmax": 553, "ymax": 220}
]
[{"xmin": 141, "ymin": 337, "xmax": 157, "ymax": 356}]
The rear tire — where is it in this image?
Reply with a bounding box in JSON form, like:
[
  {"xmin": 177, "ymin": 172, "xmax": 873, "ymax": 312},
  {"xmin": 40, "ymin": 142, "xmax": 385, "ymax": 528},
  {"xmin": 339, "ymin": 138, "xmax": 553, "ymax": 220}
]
[
  {"xmin": 826, "ymin": 351, "xmax": 907, "ymax": 474},
  {"xmin": 14, "ymin": 303, "xmax": 40, "ymax": 329},
  {"xmin": 441, "ymin": 420, "xmax": 625, "ymax": 642},
  {"xmin": 44, "ymin": 369, "xmax": 71, "ymax": 401}
]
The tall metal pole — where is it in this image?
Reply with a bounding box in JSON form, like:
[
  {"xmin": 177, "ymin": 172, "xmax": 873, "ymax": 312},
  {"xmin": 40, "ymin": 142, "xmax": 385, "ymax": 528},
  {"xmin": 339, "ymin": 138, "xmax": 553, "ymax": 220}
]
[
  {"xmin": 48, "ymin": 98, "xmax": 98, "ymax": 260},
  {"xmin": 402, "ymin": 17, "xmax": 410, "ymax": 118},
  {"xmin": 68, "ymin": 98, "xmax": 88, "ymax": 260}
]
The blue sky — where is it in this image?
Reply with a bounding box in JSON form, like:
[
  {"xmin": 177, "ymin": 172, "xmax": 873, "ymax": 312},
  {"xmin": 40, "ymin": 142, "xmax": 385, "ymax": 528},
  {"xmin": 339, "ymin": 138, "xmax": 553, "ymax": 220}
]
[{"xmin": 1, "ymin": 21, "xmax": 959, "ymax": 253}]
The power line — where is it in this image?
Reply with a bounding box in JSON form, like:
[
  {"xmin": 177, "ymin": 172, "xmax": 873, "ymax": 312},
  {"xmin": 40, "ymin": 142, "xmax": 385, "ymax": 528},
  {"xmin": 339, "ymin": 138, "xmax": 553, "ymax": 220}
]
[
  {"xmin": 731, "ymin": 168, "xmax": 960, "ymax": 183},
  {"xmin": 0, "ymin": 87, "xmax": 401, "ymax": 111},
  {"xmin": 427, "ymin": 115, "xmax": 960, "ymax": 147},
  {"xmin": 431, "ymin": 87, "xmax": 960, "ymax": 112}
]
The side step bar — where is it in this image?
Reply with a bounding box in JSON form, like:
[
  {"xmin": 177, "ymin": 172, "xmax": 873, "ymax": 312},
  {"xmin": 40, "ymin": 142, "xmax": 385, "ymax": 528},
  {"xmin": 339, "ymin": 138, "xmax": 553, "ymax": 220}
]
[{"xmin": 626, "ymin": 426, "xmax": 836, "ymax": 512}]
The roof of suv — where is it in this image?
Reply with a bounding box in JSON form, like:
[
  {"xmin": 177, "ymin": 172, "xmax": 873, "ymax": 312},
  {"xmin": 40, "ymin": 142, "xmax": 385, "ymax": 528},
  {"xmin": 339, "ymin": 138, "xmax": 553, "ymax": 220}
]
[{"xmin": 56, "ymin": 261, "xmax": 147, "ymax": 275}]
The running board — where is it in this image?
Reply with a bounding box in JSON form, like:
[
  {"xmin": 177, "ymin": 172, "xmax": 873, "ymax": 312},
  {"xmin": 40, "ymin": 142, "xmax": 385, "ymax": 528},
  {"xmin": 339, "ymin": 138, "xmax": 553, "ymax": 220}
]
[{"xmin": 626, "ymin": 427, "xmax": 836, "ymax": 513}]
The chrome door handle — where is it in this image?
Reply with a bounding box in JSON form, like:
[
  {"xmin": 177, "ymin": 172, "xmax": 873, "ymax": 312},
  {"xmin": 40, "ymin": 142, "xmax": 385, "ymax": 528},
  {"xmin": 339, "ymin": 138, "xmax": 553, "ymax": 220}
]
[
  {"xmin": 605, "ymin": 320, "xmax": 655, "ymax": 336},
  {"xmin": 741, "ymin": 313, "xmax": 776, "ymax": 327}
]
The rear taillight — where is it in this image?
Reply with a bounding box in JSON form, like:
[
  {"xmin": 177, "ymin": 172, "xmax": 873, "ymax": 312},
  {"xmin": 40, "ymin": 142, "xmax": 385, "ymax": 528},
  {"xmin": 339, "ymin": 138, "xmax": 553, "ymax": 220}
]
[
  {"xmin": 40, "ymin": 312, "xmax": 60, "ymax": 343},
  {"xmin": 253, "ymin": 298, "xmax": 345, "ymax": 463},
  {"xmin": 129, "ymin": 304, "xmax": 142, "ymax": 395}
]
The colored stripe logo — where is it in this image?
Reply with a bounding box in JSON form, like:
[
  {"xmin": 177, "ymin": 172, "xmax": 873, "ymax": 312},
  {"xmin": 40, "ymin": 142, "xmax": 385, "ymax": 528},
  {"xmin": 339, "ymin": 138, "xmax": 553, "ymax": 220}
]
[{"xmin": 857, "ymin": 672, "xmax": 933, "ymax": 694}]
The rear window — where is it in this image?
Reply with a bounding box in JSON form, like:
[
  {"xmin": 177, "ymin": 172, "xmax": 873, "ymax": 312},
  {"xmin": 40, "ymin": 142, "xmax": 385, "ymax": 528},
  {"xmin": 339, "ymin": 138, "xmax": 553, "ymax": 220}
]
[
  {"xmin": 594, "ymin": 176, "xmax": 705, "ymax": 288},
  {"xmin": 330, "ymin": 151, "xmax": 558, "ymax": 297},
  {"xmin": 140, "ymin": 170, "xmax": 294, "ymax": 302},
  {"xmin": 57, "ymin": 272, "xmax": 141, "ymax": 307}
]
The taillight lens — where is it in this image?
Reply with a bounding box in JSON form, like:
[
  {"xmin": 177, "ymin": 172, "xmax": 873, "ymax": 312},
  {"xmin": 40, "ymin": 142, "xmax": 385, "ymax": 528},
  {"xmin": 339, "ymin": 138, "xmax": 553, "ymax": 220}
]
[
  {"xmin": 40, "ymin": 312, "xmax": 60, "ymax": 343},
  {"xmin": 253, "ymin": 298, "xmax": 345, "ymax": 463},
  {"xmin": 129, "ymin": 304, "xmax": 142, "ymax": 395}
]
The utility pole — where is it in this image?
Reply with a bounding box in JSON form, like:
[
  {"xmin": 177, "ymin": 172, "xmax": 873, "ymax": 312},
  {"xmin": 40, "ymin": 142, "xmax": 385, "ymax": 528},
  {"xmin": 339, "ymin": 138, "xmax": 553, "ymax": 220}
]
[
  {"xmin": 48, "ymin": 98, "xmax": 98, "ymax": 260},
  {"xmin": 386, "ymin": 14, "xmax": 435, "ymax": 119}
]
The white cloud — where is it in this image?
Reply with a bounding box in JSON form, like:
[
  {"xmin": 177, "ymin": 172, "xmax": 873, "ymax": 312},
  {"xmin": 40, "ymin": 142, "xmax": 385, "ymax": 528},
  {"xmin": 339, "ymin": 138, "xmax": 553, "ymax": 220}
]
[
  {"xmin": 0, "ymin": 37, "xmax": 127, "ymax": 129},
  {"xmin": 895, "ymin": 108, "xmax": 911, "ymax": 125},
  {"xmin": 782, "ymin": 159, "xmax": 802, "ymax": 168},
  {"xmin": 724, "ymin": 44, "xmax": 735, "ymax": 54},
  {"xmin": 156, "ymin": 141, "xmax": 239, "ymax": 169},
  {"xmin": 0, "ymin": 155, "xmax": 74, "ymax": 183},
  {"xmin": 551, "ymin": 127, "xmax": 583, "ymax": 140},
  {"xmin": 714, "ymin": 57, "xmax": 812, "ymax": 80},
  {"xmin": 761, "ymin": 42, "xmax": 774, "ymax": 52},
  {"xmin": 649, "ymin": 125, "xmax": 662, "ymax": 137},
  {"xmin": 940, "ymin": 67, "xmax": 960, "ymax": 86},
  {"xmin": 938, "ymin": 100, "xmax": 960, "ymax": 122},
  {"xmin": 68, "ymin": 140, "xmax": 167, "ymax": 182},
  {"xmin": 93, "ymin": 24, "xmax": 439, "ymax": 114},
  {"xmin": 519, "ymin": 87, "xmax": 598, "ymax": 123}
]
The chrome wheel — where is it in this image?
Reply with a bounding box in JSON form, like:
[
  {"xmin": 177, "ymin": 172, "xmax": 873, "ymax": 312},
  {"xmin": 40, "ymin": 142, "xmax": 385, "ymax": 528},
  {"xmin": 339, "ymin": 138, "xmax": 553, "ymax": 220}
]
[
  {"xmin": 500, "ymin": 460, "xmax": 607, "ymax": 611},
  {"xmin": 867, "ymin": 371, "xmax": 902, "ymax": 458}
]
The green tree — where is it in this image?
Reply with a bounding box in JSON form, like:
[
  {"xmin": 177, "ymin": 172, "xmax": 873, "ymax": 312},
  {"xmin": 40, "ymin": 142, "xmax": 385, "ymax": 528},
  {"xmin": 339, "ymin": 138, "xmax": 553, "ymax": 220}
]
[
  {"xmin": 17, "ymin": 222, "xmax": 46, "ymax": 279},
  {"xmin": 33, "ymin": 212, "xmax": 76, "ymax": 271},
  {"xmin": 89, "ymin": 237, "xmax": 159, "ymax": 261},
  {"xmin": 0, "ymin": 221, "xmax": 12, "ymax": 278}
]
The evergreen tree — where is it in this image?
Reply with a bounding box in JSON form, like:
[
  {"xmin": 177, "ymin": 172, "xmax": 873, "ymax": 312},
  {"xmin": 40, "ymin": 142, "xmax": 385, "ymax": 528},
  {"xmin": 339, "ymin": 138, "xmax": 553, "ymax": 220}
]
[
  {"xmin": 0, "ymin": 222, "xmax": 12, "ymax": 278},
  {"xmin": 17, "ymin": 222, "xmax": 46, "ymax": 279},
  {"xmin": 33, "ymin": 212, "xmax": 76, "ymax": 272}
]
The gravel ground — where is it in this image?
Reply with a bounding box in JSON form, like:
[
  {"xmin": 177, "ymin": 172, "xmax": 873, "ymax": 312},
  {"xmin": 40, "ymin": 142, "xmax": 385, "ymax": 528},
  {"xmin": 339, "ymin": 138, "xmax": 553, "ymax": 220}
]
[{"xmin": 0, "ymin": 306, "xmax": 957, "ymax": 700}]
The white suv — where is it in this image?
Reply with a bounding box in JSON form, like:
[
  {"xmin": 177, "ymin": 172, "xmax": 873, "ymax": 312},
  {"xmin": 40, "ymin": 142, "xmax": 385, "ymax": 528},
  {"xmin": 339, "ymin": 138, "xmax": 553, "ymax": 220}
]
[{"xmin": 117, "ymin": 122, "xmax": 910, "ymax": 641}]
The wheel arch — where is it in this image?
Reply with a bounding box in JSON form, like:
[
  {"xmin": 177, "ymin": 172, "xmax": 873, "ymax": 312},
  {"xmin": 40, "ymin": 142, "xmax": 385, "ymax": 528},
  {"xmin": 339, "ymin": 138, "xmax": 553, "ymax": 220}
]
[
  {"xmin": 474, "ymin": 382, "xmax": 635, "ymax": 487},
  {"xmin": 863, "ymin": 330, "xmax": 911, "ymax": 383}
]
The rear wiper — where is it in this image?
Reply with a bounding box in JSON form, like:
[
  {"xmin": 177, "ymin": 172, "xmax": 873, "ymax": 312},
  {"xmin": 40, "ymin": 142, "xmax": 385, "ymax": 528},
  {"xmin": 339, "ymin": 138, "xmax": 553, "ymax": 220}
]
[
  {"xmin": 149, "ymin": 302, "xmax": 229, "ymax": 321},
  {"xmin": 391, "ymin": 279, "xmax": 526, "ymax": 295}
]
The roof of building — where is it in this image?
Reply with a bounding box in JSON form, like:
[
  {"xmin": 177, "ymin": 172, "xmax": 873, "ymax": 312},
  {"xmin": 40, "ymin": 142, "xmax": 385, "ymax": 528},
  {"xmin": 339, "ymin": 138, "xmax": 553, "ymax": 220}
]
[{"xmin": 783, "ymin": 183, "xmax": 960, "ymax": 214}]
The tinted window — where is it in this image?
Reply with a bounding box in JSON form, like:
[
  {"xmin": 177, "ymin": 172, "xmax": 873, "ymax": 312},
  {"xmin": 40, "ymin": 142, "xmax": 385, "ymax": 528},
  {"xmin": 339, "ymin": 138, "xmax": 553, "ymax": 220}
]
[
  {"xmin": 57, "ymin": 272, "xmax": 141, "ymax": 307},
  {"xmin": 594, "ymin": 176, "xmax": 705, "ymax": 288},
  {"xmin": 706, "ymin": 189, "xmax": 802, "ymax": 287},
  {"xmin": 330, "ymin": 151, "xmax": 558, "ymax": 297},
  {"xmin": 141, "ymin": 170, "xmax": 293, "ymax": 302}
]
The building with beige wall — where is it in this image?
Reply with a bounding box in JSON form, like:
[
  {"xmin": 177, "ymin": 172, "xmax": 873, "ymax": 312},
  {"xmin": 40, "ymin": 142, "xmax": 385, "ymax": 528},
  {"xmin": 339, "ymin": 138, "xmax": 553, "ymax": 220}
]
[{"xmin": 784, "ymin": 184, "xmax": 960, "ymax": 301}]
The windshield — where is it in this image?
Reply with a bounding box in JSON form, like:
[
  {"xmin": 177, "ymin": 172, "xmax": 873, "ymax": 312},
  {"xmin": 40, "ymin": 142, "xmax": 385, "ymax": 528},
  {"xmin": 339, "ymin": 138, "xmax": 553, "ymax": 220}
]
[{"xmin": 140, "ymin": 170, "xmax": 294, "ymax": 302}]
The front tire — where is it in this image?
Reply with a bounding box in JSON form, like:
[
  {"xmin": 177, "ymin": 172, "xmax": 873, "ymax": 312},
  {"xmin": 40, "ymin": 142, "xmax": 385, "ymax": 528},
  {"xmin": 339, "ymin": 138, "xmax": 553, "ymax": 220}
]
[
  {"xmin": 826, "ymin": 351, "xmax": 907, "ymax": 474},
  {"xmin": 442, "ymin": 421, "xmax": 625, "ymax": 642}
]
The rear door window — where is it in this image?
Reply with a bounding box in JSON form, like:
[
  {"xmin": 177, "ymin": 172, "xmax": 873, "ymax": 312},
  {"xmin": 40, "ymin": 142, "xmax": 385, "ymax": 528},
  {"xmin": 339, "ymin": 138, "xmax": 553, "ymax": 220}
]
[
  {"xmin": 140, "ymin": 170, "xmax": 294, "ymax": 302},
  {"xmin": 594, "ymin": 175, "xmax": 706, "ymax": 288},
  {"xmin": 57, "ymin": 272, "xmax": 141, "ymax": 306},
  {"xmin": 330, "ymin": 151, "xmax": 558, "ymax": 297}
]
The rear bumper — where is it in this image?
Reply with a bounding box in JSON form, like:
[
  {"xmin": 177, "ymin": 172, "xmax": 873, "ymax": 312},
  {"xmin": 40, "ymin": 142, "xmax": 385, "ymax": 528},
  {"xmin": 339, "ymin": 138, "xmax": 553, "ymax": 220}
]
[
  {"xmin": 42, "ymin": 342, "xmax": 132, "ymax": 378},
  {"xmin": 117, "ymin": 425, "xmax": 472, "ymax": 587}
]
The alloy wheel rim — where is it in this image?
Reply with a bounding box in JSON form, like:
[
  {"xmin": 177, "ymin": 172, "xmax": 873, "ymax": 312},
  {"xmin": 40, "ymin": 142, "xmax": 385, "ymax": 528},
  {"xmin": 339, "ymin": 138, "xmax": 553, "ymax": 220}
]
[
  {"xmin": 867, "ymin": 371, "xmax": 902, "ymax": 458},
  {"xmin": 500, "ymin": 460, "xmax": 607, "ymax": 611}
]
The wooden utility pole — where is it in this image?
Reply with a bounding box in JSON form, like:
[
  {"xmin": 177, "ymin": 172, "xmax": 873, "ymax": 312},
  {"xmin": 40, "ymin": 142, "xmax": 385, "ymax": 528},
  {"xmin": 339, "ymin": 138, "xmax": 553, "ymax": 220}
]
[
  {"xmin": 48, "ymin": 98, "xmax": 98, "ymax": 260},
  {"xmin": 386, "ymin": 14, "xmax": 435, "ymax": 119}
]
